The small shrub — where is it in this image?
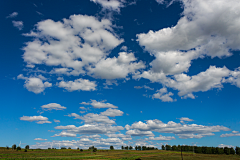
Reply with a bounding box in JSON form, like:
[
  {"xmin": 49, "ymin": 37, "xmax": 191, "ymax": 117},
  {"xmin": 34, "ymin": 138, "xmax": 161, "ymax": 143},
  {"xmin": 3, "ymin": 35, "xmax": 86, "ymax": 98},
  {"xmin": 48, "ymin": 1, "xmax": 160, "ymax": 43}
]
[
  {"xmin": 24, "ymin": 149, "xmax": 27, "ymax": 152},
  {"xmin": 80, "ymin": 149, "xmax": 83, "ymax": 151}
]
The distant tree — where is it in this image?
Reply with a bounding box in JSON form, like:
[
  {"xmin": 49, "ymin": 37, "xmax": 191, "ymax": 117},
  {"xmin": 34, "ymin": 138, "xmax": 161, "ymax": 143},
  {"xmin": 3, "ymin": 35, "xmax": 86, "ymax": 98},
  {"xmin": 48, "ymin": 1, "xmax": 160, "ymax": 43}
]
[
  {"xmin": 110, "ymin": 146, "xmax": 114, "ymax": 150},
  {"xmin": 172, "ymin": 145, "xmax": 177, "ymax": 151},
  {"xmin": 24, "ymin": 149, "xmax": 27, "ymax": 152},
  {"xmin": 135, "ymin": 146, "xmax": 138, "ymax": 150},
  {"xmin": 12, "ymin": 144, "xmax": 16, "ymax": 150},
  {"xmin": 61, "ymin": 147, "xmax": 66, "ymax": 149},
  {"xmin": 48, "ymin": 148, "xmax": 51, "ymax": 149},
  {"xmin": 122, "ymin": 146, "xmax": 124, "ymax": 150},
  {"xmin": 16, "ymin": 146, "xmax": 21, "ymax": 151},
  {"xmin": 129, "ymin": 146, "xmax": 133, "ymax": 150},
  {"xmin": 230, "ymin": 147, "xmax": 235, "ymax": 155},
  {"xmin": 137, "ymin": 146, "xmax": 141, "ymax": 151},
  {"xmin": 236, "ymin": 147, "xmax": 240, "ymax": 155},
  {"xmin": 224, "ymin": 147, "xmax": 230, "ymax": 155},
  {"xmin": 125, "ymin": 146, "xmax": 129, "ymax": 150},
  {"xmin": 166, "ymin": 145, "xmax": 171, "ymax": 151},
  {"xmin": 25, "ymin": 145, "xmax": 29, "ymax": 150},
  {"xmin": 93, "ymin": 148, "xmax": 97, "ymax": 152},
  {"xmin": 77, "ymin": 147, "xmax": 79, "ymax": 150},
  {"xmin": 6, "ymin": 146, "xmax": 9, "ymax": 150},
  {"xmin": 162, "ymin": 145, "xmax": 165, "ymax": 150},
  {"xmin": 80, "ymin": 149, "xmax": 83, "ymax": 151},
  {"xmin": 68, "ymin": 147, "xmax": 71, "ymax": 149}
]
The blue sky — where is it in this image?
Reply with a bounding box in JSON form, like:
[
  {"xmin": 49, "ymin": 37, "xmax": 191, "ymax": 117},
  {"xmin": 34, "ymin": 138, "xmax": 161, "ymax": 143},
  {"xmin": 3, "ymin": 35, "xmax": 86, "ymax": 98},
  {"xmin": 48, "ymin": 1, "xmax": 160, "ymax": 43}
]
[{"xmin": 1, "ymin": 0, "xmax": 240, "ymax": 149}]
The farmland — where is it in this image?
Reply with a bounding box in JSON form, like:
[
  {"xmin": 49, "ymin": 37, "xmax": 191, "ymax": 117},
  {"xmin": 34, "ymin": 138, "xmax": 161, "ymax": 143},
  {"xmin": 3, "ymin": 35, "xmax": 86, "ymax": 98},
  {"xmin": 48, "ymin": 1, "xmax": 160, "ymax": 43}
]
[{"xmin": 1, "ymin": 147, "xmax": 240, "ymax": 160}]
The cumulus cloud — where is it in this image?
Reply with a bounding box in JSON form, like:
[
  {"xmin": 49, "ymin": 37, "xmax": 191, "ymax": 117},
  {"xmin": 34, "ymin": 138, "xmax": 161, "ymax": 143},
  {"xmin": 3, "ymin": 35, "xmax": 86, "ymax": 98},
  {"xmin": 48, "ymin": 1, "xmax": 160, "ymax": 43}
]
[
  {"xmin": 106, "ymin": 133, "xmax": 132, "ymax": 140},
  {"xmin": 100, "ymin": 108, "xmax": 123, "ymax": 117},
  {"xmin": 12, "ymin": 21, "xmax": 23, "ymax": 30},
  {"xmin": 20, "ymin": 115, "xmax": 48, "ymax": 122},
  {"xmin": 6, "ymin": 12, "xmax": 18, "ymax": 18},
  {"xmin": 54, "ymin": 119, "xmax": 60, "ymax": 123},
  {"xmin": 218, "ymin": 144, "xmax": 235, "ymax": 148},
  {"xmin": 88, "ymin": 52, "xmax": 145, "ymax": 79},
  {"xmin": 127, "ymin": 119, "xmax": 230, "ymax": 139},
  {"xmin": 36, "ymin": 120, "xmax": 52, "ymax": 124},
  {"xmin": 126, "ymin": 129, "xmax": 154, "ymax": 137},
  {"xmin": 30, "ymin": 138, "xmax": 126, "ymax": 149},
  {"xmin": 41, "ymin": 103, "xmax": 66, "ymax": 111},
  {"xmin": 17, "ymin": 74, "xmax": 52, "ymax": 94},
  {"xmin": 58, "ymin": 78, "xmax": 97, "ymax": 91},
  {"xmin": 152, "ymin": 87, "xmax": 175, "ymax": 102},
  {"xmin": 22, "ymin": 14, "xmax": 123, "ymax": 76},
  {"xmin": 136, "ymin": 66, "xmax": 231, "ymax": 98},
  {"xmin": 145, "ymin": 135, "xmax": 176, "ymax": 141},
  {"xmin": 20, "ymin": 115, "xmax": 51, "ymax": 124},
  {"xmin": 55, "ymin": 124, "xmax": 124, "ymax": 135},
  {"xmin": 34, "ymin": 138, "xmax": 47, "ymax": 141},
  {"xmin": 178, "ymin": 117, "xmax": 194, "ymax": 122},
  {"xmin": 80, "ymin": 100, "xmax": 118, "ymax": 108},
  {"xmin": 135, "ymin": 0, "xmax": 240, "ymax": 98},
  {"xmin": 52, "ymin": 131, "xmax": 77, "ymax": 137},
  {"xmin": 68, "ymin": 113, "xmax": 115, "ymax": 124},
  {"xmin": 220, "ymin": 131, "xmax": 240, "ymax": 137},
  {"xmin": 90, "ymin": 0, "xmax": 125, "ymax": 11}
]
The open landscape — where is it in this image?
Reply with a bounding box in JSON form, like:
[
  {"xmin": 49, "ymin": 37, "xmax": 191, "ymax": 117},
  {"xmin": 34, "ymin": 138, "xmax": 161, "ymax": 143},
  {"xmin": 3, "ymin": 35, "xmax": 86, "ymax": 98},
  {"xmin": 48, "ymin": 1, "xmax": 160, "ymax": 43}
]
[
  {"xmin": 2, "ymin": 0, "xmax": 240, "ymax": 159},
  {"xmin": 1, "ymin": 147, "xmax": 240, "ymax": 160}
]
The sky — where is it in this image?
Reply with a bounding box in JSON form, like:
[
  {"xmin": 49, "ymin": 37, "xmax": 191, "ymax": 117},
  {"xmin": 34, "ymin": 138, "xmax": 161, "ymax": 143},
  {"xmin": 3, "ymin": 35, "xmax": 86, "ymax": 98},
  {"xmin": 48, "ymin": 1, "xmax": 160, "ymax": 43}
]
[{"xmin": 1, "ymin": 0, "xmax": 240, "ymax": 149}]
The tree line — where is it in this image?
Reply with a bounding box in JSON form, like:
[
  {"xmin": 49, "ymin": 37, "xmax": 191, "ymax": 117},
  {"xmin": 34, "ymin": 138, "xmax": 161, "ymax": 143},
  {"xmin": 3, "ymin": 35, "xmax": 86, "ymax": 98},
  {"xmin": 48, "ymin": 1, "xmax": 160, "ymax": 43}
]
[
  {"xmin": 120, "ymin": 146, "xmax": 158, "ymax": 150},
  {"xmin": 162, "ymin": 145, "xmax": 240, "ymax": 155}
]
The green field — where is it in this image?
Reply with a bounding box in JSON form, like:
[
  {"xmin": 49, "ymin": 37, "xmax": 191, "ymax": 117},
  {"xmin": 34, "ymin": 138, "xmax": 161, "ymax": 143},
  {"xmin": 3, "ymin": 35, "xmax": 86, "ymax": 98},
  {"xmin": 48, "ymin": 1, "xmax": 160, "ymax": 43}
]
[{"xmin": 1, "ymin": 148, "xmax": 240, "ymax": 160}]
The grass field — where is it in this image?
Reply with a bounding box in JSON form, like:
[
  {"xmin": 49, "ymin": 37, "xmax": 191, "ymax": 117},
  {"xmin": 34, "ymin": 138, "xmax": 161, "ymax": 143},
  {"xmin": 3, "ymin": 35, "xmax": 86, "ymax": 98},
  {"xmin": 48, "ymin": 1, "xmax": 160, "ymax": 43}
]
[{"xmin": 1, "ymin": 148, "xmax": 240, "ymax": 160}]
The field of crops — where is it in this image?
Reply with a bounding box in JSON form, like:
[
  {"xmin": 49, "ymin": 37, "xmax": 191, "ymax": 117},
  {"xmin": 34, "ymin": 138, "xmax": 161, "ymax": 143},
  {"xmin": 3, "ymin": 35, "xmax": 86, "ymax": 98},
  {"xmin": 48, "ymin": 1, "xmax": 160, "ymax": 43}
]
[{"xmin": 1, "ymin": 148, "xmax": 240, "ymax": 160}]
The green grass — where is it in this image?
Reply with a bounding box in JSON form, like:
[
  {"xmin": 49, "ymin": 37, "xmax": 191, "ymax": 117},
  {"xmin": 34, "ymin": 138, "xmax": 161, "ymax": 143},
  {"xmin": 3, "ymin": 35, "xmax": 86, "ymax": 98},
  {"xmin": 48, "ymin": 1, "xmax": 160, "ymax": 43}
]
[{"xmin": 0, "ymin": 148, "xmax": 240, "ymax": 160}]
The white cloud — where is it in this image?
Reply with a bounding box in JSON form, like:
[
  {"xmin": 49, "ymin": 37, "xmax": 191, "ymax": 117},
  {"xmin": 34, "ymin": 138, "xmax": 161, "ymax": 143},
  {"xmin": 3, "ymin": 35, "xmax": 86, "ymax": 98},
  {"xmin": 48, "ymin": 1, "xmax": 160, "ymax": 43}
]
[
  {"xmin": 54, "ymin": 119, "xmax": 60, "ymax": 123},
  {"xmin": 20, "ymin": 115, "xmax": 48, "ymax": 122},
  {"xmin": 81, "ymin": 100, "xmax": 118, "ymax": 109},
  {"xmin": 79, "ymin": 134, "xmax": 101, "ymax": 139},
  {"xmin": 152, "ymin": 88, "xmax": 175, "ymax": 102},
  {"xmin": 52, "ymin": 131, "xmax": 77, "ymax": 137},
  {"xmin": 106, "ymin": 133, "xmax": 132, "ymax": 140},
  {"xmin": 136, "ymin": 66, "xmax": 230, "ymax": 97},
  {"xmin": 12, "ymin": 21, "xmax": 23, "ymax": 30},
  {"xmin": 79, "ymin": 107, "xmax": 87, "ymax": 110},
  {"xmin": 20, "ymin": 115, "xmax": 51, "ymax": 124},
  {"xmin": 58, "ymin": 78, "xmax": 97, "ymax": 91},
  {"xmin": 41, "ymin": 103, "xmax": 66, "ymax": 111},
  {"xmin": 218, "ymin": 144, "xmax": 235, "ymax": 148},
  {"xmin": 17, "ymin": 74, "xmax": 52, "ymax": 94},
  {"xmin": 55, "ymin": 124, "xmax": 124, "ymax": 135},
  {"xmin": 127, "ymin": 119, "xmax": 230, "ymax": 139},
  {"xmin": 90, "ymin": 0, "xmax": 125, "ymax": 11},
  {"xmin": 178, "ymin": 117, "xmax": 194, "ymax": 122},
  {"xmin": 143, "ymin": 85, "xmax": 154, "ymax": 90},
  {"xmin": 137, "ymin": 0, "xmax": 240, "ymax": 58},
  {"xmin": 6, "ymin": 12, "xmax": 18, "ymax": 18},
  {"xmin": 134, "ymin": 86, "xmax": 142, "ymax": 89},
  {"xmin": 126, "ymin": 129, "xmax": 154, "ymax": 137},
  {"xmin": 220, "ymin": 131, "xmax": 240, "ymax": 137},
  {"xmin": 30, "ymin": 138, "xmax": 126, "ymax": 149},
  {"xmin": 88, "ymin": 52, "xmax": 145, "ymax": 79},
  {"xmin": 100, "ymin": 108, "xmax": 123, "ymax": 117},
  {"xmin": 68, "ymin": 113, "xmax": 115, "ymax": 124},
  {"xmin": 146, "ymin": 135, "xmax": 176, "ymax": 141},
  {"xmin": 120, "ymin": 46, "xmax": 127, "ymax": 51},
  {"xmin": 34, "ymin": 138, "xmax": 47, "ymax": 141},
  {"xmin": 36, "ymin": 120, "xmax": 52, "ymax": 124},
  {"xmin": 135, "ymin": 0, "xmax": 240, "ymax": 97},
  {"xmin": 22, "ymin": 14, "xmax": 123, "ymax": 76}
]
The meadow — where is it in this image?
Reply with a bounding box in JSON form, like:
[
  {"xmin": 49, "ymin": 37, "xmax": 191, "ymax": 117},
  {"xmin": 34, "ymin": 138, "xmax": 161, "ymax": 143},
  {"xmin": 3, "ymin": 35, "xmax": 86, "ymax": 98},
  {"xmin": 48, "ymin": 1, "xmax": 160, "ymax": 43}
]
[{"xmin": 1, "ymin": 147, "xmax": 240, "ymax": 160}]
